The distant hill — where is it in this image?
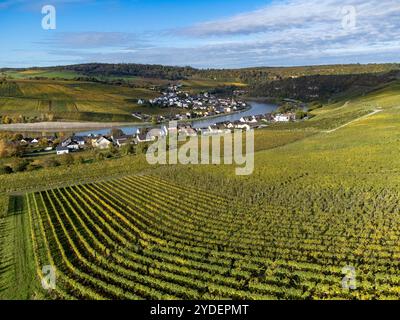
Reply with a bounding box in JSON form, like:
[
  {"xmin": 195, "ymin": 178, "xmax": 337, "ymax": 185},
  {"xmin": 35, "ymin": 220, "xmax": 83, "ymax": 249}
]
[
  {"xmin": 2, "ymin": 62, "xmax": 399, "ymax": 82},
  {"xmin": 1, "ymin": 62, "xmax": 399, "ymax": 122},
  {"xmin": 249, "ymin": 70, "xmax": 400, "ymax": 102}
]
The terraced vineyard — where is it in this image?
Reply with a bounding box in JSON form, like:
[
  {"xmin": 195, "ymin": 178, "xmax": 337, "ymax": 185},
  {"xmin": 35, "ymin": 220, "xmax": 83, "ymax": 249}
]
[{"xmin": 24, "ymin": 175, "xmax": 400, "ymax": 300}]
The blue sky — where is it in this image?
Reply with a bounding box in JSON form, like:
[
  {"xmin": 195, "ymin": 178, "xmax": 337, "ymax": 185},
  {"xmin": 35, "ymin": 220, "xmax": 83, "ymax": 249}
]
[{"xmin": 0, "ymin": 0, "xmax": 399, "ymax": 68}]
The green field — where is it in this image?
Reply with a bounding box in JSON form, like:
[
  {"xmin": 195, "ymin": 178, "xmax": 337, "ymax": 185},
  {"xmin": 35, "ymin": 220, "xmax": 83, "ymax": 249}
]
[
  {"xmin": 0, "ymin": 70, "xmax": 247, "ymax": 122},
  {"xmin": 181, "ymin": 79, "xmax": 247, "ymax": 94},
  {"xmin": 0, "ymin": 79, "xmax": 161, "ymax": 121},
  {"xmin": 2, "ymin": 69, "xmax": 165, "ymax": 84},
  {"xmin": 2, "ymin": 70, "xmax": 83, "ymax": 80},
  {"xmin": 0, "ymin": 77, "xmax": 400, "ymax": 300}
]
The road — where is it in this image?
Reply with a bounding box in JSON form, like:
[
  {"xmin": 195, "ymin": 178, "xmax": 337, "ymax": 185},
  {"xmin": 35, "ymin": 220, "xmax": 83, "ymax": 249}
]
[
  {"xmin": 324, "ymin": 109, "xmax": 382, "ymax": 134},
  {"xmin": 0, "ymin": 121, "xmax": 144, "ymax": 132}
]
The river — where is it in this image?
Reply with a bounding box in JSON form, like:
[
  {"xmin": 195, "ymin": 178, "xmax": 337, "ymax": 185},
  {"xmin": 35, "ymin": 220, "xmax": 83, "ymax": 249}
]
[{"xmin": 77, "ymin": 101, "xmax": 277, "ymax": 136}]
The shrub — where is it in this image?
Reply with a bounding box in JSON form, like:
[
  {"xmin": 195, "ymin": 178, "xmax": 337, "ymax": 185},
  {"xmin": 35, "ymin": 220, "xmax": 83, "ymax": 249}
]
[
  {"xmin": 10, "ymin": 159, "xmax": 31, "ymax": 172},
  {"xmin": 41, "ymin": 158, "xmax": 61, "ymax": 168},
  {"xmin": 61, "ymin": 154, "xmax": 75, "ymax": 166},
  {"xmin": 0, "ymin": 165, "xmax": 12, "ymax": 174},
  {"xmin": 26, "ymin": 163, "xmax": 42, "ymax": 172}
]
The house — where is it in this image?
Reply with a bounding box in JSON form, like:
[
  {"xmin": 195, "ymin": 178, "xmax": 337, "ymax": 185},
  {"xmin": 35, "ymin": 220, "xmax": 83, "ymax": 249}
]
[
  {"xmin": 67, "ymin": 141, "xmax": 80, "ymax": 150},
  {"xmin": 74, "ymin": 136, "xmax": 86, "ymax": 146},
  {"xmin": 56, "ymin": 146, "xmax": 70, "ymax": 155},
  {"xmin": 274, "ymin": 114, "xmax": 290, "ymax": 122},
  {"xmin": 61, "ymin": 137, "xmax": 80, "ymax": 150},
  {"xmin": 135, "ymin": 134, "xmax": 154, "ymax": 143},
  {"xmin": 113, "ymin": 135, "xmax": 133, "ymax": 147},
  {"xmin": 207, "ymin": 124, "xmax": 231, "ymax": 135},
  {"xmin": 20, "ymin": 138, "xmax": 33, "ymax": 144},
  {"xmin": 43, "ymin": 136, "xmax": 56, "ymax": 143},
  {"xmin": 240, "ymin": 116, "xmax": 258, "ymax": 124},
  {"xmin": 225, "ymin": 122, "xmax": 235, "ymax": 129},
  {"xmin": 93, "ymin": 136, "xmax": 113, "ymax": 149}
]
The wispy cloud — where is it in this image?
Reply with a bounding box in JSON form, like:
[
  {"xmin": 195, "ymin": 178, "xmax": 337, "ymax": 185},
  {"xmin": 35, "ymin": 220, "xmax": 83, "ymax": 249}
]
[
  {"xmin": 179, "ymin": 0, "xmax": 400, "ymax": 37},
  {"xmin": 42, "ymin": 32, "xmax": 146, "ymax": 49},
  {"xmin": 25, "ymin": 0, "xmax": 400, "ymax": 67}
]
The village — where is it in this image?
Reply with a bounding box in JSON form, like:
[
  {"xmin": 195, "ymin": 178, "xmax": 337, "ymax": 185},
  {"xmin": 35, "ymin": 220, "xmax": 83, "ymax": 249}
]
[
  {"xmin": 12, "ymin": 107, "xmax": 299, "ymax": 158},
  {"xmin": 134, "ymin": 84, "xmax": 249, "ymax": 122},
  {"xmin": 6, "ymin": 87, "xmax": 307, "ymax": 158}
]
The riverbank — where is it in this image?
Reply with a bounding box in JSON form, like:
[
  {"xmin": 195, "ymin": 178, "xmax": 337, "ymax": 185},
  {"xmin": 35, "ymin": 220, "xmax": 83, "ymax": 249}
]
[
  {"xmin": 0, "ymin": 101, "xmax": 277, "ymax": 134},
  {"xmin": 244, "ymin": 96, "xmax": 279, "ymax": 104},
  {"xmin": 0, "ymin": 121, "xmax": 147, "ymax": 132},
  {"xmin": 0, "ymin": 109, "xmax": 250, "ymax": 132}
]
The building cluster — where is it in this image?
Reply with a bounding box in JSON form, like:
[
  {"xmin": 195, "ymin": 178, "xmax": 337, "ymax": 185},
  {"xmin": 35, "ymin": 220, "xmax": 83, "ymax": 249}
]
[
  {"xmin": 16, "ymin": 109, "xmax": 298, "ymax": 156},
  {"xmin": 147, "ymin": 86, "xmax": 247, "ymax": 117}
]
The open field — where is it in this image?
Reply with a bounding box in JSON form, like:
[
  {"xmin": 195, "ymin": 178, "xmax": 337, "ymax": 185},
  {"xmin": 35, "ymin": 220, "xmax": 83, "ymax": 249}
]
[
  {"xmin": 2, "ymin": 70, "xmax": 83, "ymax": 80},
  {"xmin": 181, "ymin": 79, "xmax": 247, "ymax": 94},
  {"xmin": 0, "ymin": 75, "xmax": 246, "ymax": 122},
  {"xmin": 0, "ymin": 79, "xmax": 160, "ymax": 122}
]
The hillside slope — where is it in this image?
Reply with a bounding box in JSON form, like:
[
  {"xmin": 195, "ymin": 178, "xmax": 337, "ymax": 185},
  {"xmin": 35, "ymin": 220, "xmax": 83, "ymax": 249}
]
[
  {"xmin": 1, "ymin": 81, "xmax": 399, "ymax": 299},
  {"xmin": 0, "ymin": 79, "xmax": 159, "ymax": 122}
]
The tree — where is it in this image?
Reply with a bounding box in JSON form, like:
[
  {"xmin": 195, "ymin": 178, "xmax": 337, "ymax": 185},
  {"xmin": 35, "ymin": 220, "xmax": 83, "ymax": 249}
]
[
  {"xmin": 41, "ymin": 158, "xmax": 60, "ymax": 168},
  {"xmin": 17, "ymin": 114, "xmax": 26, "ymax": 123},
  {"xmin": 121, "ymin": 143, "xmax": 135, "ymax": 155},
  {"xmin": 38, "ymin": 138, "xmax": 49, "ymax": 148},
  {"xmin": 0, "ymin": 139, "xmax": 21, "ymax": 158},
  {"xmin": 12, "ymin": 133, "xmax": 23, "ymax": 142},
  {"xmin": 53, "ymin": 138, "xmax": 61, "ymax": 147},
  {"xmin": 77, "ymin": 156, "xmax": 85, "ymax": 164},
  {"xmin": 0, "ymin": 139, "xmax": 9, "ymax": 158},
  {"xmin": 0, "ymin": 165, "xmax": 12, "ymax": 174},
  {"xmin": 110, "ymin": 128, "xmax": 124, "ymax": 138},
  {"xmin": 61, "ymin": 154, "xmax": 75, "ymax": 166},
  {"xmin": 2, "ymin": 115, "xmax": 12, "ymax": 124},
  {"xmin": 47, "ymin": 113, "xmax": 55, "ymax": 121},
  {"xmin": 26, "ymin": 163, "xmax": 42, "ymax": 172},
  {"xmin": 295, "ymin": 110, "xmax": 308, "ymax": 120},
  {"xmin": 108, "ymin": 144, "xmax": 119, "ymax": 156},
  {"xmin": 136, "ymin": 143, "xmax": 149, "ymax": 155},
  {"xmin": 96, "ymin": 152, "xmax": 105, "ymax": 161},
  {"xmin": 10, "ymin": 158, "xmax": 30, "ymax": 173},
  {"xmin": 151, "ymin": 116, "xmax": 159, "ymax": 125}
]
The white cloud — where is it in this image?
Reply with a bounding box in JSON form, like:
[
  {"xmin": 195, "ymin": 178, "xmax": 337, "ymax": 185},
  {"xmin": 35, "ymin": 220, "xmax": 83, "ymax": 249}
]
[
  {"xmin": 39, "ymin": 0, "xmax": 400, "ymax": 67},
  {"xmin": 180, "ymin": 0, "xmax": 400, "ymax": 37}
]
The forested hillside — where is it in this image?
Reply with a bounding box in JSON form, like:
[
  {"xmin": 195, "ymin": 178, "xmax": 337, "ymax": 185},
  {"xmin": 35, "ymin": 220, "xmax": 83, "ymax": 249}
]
[{"xmin": 2, "ymin": 63, "xmax": 399, "ymax": 104}]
